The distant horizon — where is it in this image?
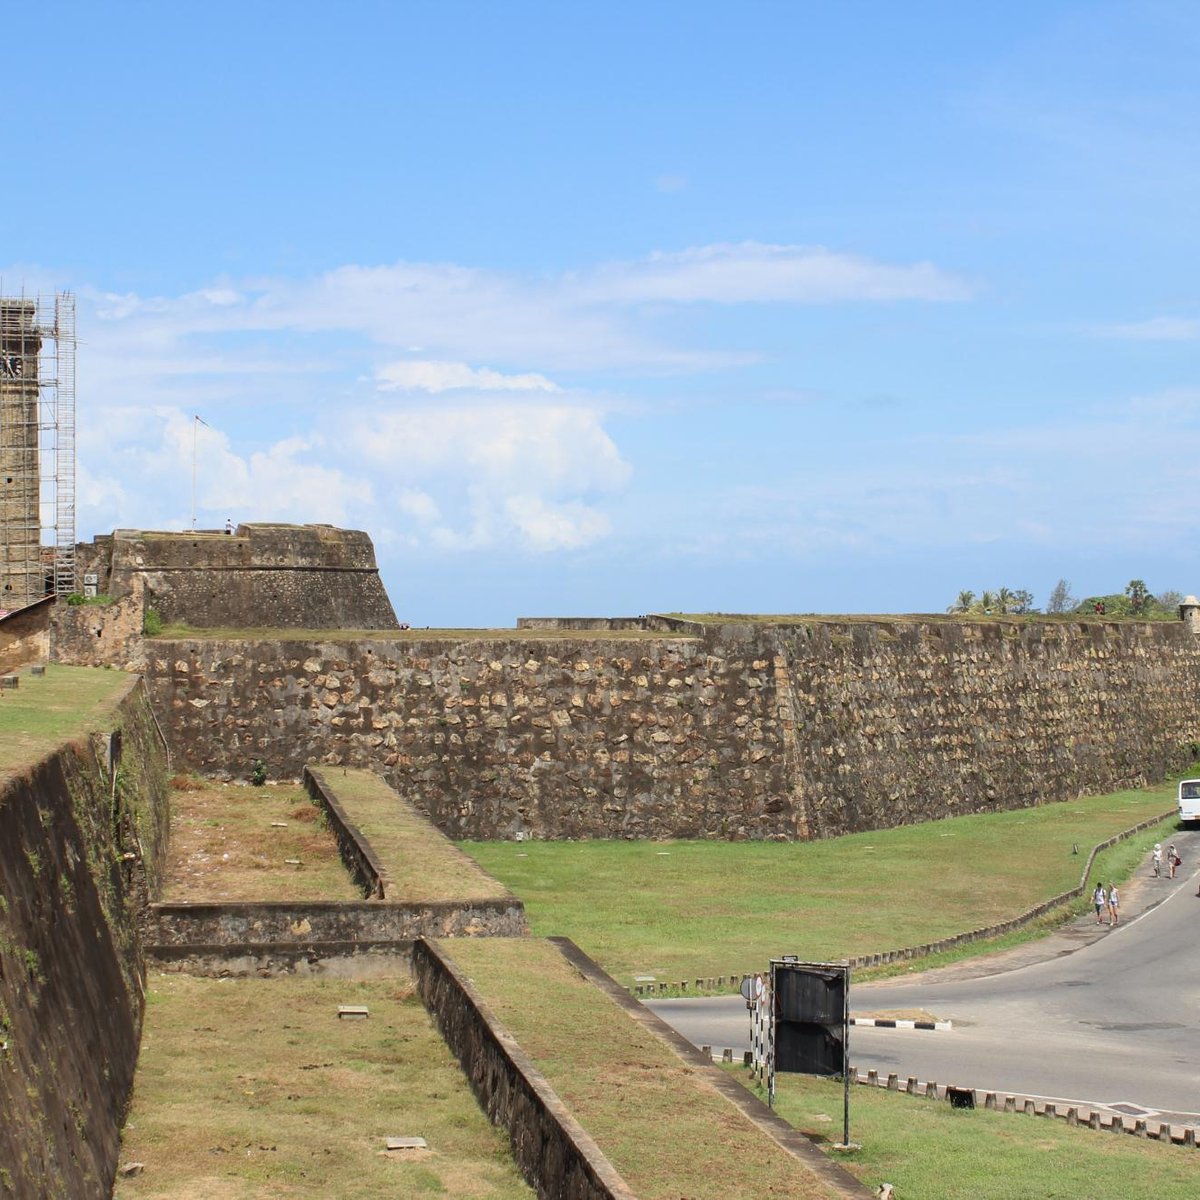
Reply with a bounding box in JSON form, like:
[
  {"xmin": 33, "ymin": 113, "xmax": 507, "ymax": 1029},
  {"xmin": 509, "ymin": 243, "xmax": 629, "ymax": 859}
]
[{"xmin": 8, "ymin": 3, "xmax": 1199, "ymax": 627}]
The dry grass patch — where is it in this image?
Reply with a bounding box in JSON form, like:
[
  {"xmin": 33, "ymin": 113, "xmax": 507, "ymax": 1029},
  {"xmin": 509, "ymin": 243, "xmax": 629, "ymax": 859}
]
[
  {"xmin": 115, "ymin": 973, "xmax": 533, "ymax": 1199},
  {"xmin": 321, "ymin": 769, "xmax": 510, "ymax": 902},
  {"xmin": 161, "ymin": 780, "xmax": 360, "ymax": 902},
  {"xmin": 443, "ymin": 938, "xmax": 843, "ymax": 1200},
  {"xmin": 0, "ymin": 664, "xmax": 132, "ymax": 780}
]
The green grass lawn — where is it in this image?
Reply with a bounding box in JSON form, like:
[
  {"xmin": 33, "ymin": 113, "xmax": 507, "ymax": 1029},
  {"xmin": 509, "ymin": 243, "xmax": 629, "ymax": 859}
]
[
  {"xmin": 0, "ymin": 664, "xmax": 133, "ymax": 781},
  {"xmin": 116, "ymin": 973, "xmax": 534, "ymax": 1200},
  {"xmin": 317, "ymin": 768, "xmax": 512, "ymax": 902},
  {"xmin": 443, "ymin": 938, "xmax": 843, "ymax": 1200},
  {"xmin": 460, "ymin": 784, "xmax": 1176, "ymax": 987},
  {"xmin": 760, "ymin": 1069, "xmax": 1197, "ymax": 1200}
]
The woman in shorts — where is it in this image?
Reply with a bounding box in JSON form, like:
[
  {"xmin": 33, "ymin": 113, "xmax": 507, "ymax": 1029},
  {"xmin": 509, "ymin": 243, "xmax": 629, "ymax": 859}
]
[{"xmin": 1107, "ymin": 884, "xmax": 1119, "ymax": 926}]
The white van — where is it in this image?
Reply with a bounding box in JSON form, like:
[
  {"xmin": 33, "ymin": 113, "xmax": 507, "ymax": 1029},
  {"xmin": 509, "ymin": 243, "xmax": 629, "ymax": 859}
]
[{"xmin": 1178, "ymin": 778, "xmax": 1200, "ymax": 823}]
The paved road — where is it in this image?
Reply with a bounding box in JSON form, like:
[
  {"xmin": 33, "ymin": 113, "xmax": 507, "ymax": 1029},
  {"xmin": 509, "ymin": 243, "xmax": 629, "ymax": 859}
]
[{"xmin": 648, "ymin": 829, "xmax": 1200, "ymax": 1125}]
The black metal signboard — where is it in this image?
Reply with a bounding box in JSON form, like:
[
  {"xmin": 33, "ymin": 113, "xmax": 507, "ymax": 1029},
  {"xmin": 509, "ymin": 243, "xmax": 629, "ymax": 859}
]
[{"xmin": 769, "ymin": 958, "xmax": 851, "ymax": 1145}]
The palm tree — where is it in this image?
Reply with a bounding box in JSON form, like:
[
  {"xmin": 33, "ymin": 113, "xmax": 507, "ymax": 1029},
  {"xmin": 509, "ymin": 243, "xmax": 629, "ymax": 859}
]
[
  {"xmin": 949, "ymin": 590, "xmax": 975, "ymax": 614},
  {"xmin": 978, "ymin": 590, "xmax": 996, "ymax": 615},
  {"xmin": 996, "ymin": 586, "xmax": 1014, "ymax": 614}
]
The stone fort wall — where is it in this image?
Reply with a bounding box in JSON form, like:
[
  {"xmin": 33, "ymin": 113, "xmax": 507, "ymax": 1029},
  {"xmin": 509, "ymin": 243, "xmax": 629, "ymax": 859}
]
[
  {"xmin": 74, "ymin": 523, "xmax": 399, "ymax": 632},
  {"xmin": 144, "ymin": 617, "xmax": 1200, "ymax": 841}
]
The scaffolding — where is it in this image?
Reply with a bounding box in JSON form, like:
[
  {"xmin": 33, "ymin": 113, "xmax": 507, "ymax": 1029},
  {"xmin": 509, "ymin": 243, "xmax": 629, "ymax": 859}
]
[{"xmin": 0, "ymin": 291, "xmax": 76, "ymax": 611}]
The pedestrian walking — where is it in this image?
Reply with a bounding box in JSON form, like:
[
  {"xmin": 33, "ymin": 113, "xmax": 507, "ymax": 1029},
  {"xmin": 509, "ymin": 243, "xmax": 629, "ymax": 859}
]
[
  {"xmin": 1107, "ymin": 884, "xmax": 1120, "ymax": 926},
  {"xmin": 1168, "ymin": 844, "xmax": 1178, "ymax": 879},
  {"xmin": 1152, "ymin": 843, "xmax": 1163, "ymax": 877},
  {"xmin": 1093, "ymin": 882, "xmax": 1107, "ymax": 923}
]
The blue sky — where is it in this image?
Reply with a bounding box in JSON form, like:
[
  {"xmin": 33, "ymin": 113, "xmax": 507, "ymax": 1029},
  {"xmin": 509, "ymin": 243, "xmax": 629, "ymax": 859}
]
[{"xmin": 5, "ymin": 2, "xmax": 1199, "ymax": 624}]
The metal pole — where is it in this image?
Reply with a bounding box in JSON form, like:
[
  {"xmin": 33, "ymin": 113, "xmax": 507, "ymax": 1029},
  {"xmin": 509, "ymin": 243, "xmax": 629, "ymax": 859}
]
[
  {"xmin": 191, "ymin": 416, "xmax": 197, "ymax": 529},
  {"xmin": 842, "ymin": 965, "xmax": 851, "ymax": 1147}
]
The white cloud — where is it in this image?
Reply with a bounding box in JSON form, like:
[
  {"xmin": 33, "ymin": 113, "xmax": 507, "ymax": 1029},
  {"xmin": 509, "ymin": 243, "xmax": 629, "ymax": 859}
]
[
  {"xmin": 375, "ymin": 360, "xmax": 560, "ymax": 394},
  {"xmin": 1098, "ymin": 316, "xmax": 1200, "ymax": 342},
  {"xmin": 572, "ymin": 243, "xmax": 971, "ymax": 306},
  {"xmin": 349, "ymin": 402, "xmax": 630, "ymax": 552},
  {"xmin": 83, "ymin": 407, "xmax": 373, "ymax": 531}
]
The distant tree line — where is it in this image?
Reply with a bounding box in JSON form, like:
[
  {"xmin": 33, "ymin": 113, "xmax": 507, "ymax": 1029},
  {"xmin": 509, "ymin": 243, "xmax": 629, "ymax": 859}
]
[{"xmin": 948, "ymin": 579, "xmax": 1185, "ymax": 619}]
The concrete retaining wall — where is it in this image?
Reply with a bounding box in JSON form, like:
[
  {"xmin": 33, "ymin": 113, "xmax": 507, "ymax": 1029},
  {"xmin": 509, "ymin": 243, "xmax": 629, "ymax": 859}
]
[{"xmin": 411, "ymin": 938, "xmax": 637, "ymax": 1200}]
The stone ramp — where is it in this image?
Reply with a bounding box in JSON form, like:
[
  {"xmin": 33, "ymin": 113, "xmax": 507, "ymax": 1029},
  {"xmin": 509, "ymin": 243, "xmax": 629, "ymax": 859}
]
[
  {"xmin": 304, "ymin": 764, "xmax": 513, "ymax": 902},
  {"xmin": 419, "ymin": 936, "xmax": 874, "ymax": 1200}
]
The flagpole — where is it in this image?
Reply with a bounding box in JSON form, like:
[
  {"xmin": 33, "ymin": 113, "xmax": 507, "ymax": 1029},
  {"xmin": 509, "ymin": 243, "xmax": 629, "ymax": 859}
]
[
  {"xmin": 191, "ymin": 415, "xmax": 210, "ymax": 530},
  {"xmin": 191, "ymin": 416, "xmax": 197, "ymax": 529}
]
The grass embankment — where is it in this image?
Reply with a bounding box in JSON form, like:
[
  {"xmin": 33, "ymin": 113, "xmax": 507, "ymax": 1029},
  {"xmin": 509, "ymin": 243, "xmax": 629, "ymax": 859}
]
[
  {"xmin": 444, "ymin": 938, "xmax": 841, "ymax": 1200},
  {"xmin": 757, "ymin": 1070, "xmax": 1196, "ymax": 1200},
  {"xmin": 461, "ymin": 785, "xmax": 1177, "ymax": 987},
  {"xmin": 322, "ymin": 768, "xmax": 511, "ymax": 902},
  {"xmin": 0, "ymin": 664, "xmax": 132, "ymax": 781},
  {"xmin": 115, "ymin": 974, "xmax": 533, "ymax": 1200},
  {"xmin": 160, "ymin": 779, "xmax": 359, "ymax": 902},
  {"xmin": 154, "ymin": 625, "xmax": 684, "ymax": 641},
  {"xmin": 670, "ymin": 611, "xmax": 1164, "ymax": 625}
]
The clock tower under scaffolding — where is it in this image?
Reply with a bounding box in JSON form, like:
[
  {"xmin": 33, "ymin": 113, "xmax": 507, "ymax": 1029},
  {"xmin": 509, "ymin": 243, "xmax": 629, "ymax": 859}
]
[{"xmin": 0, "ymin": 292, "xmax": 75, "ymax": 612}]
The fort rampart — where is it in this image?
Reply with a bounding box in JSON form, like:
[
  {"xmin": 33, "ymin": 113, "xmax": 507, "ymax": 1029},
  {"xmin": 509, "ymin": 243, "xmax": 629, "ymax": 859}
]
[
  {"xmin": 144, "ymin": 617, "xmax": 1200, "ymax": 841},
  {"xmin": 0, "ymin": 680, "xmax": 169, "ymax": 1198},
  {"xmin": 72, "ymin": 523, "xmax": 399, "ymax": 632}
]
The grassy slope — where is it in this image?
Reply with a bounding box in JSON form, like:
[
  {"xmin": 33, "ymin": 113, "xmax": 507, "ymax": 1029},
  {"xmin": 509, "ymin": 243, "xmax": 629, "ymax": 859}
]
[
  {"xmin": 155, "ymin": 626, "xmax": 683, "ymax": 641},
  {"xmin": 0, "ymin": 664, "xmax": 132, "ymax": 780},
  {"xmin": 323, "ymin": 769, "xmax": 510, "ymax": 901},
  {"xmin": 160, "ymin": 781, "xmax": 360, "ymax": 902},
  {"xmin": 761, "ymin": 1069, "xmax": 1197, "ymax": 1200},
  {"xmin": 115, "ymin": 974, "xmax": 533, "ymax": 1200},
  {"xmin": 461, "ymin": 784, "xmax": 1177, "ymax": 987},
  {"xmin": 444, "ymin": 938, "xmax": 841, "ymax": 1200}
]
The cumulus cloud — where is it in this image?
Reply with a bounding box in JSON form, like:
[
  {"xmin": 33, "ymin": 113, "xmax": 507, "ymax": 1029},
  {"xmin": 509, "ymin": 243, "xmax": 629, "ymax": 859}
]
[{"xmin": 349, "ymin": 402, "xmax": 630, "ymax": 552}]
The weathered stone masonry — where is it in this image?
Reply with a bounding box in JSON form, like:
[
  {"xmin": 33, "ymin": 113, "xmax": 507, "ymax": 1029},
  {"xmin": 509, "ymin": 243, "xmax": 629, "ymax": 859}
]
[
  {"xmin": 147, "ymin": 634, "xmax": 794, "ymax": 840},
  {"xmin": 145, "ymin": 617, "xmax": 1200, "ymax": 841}
]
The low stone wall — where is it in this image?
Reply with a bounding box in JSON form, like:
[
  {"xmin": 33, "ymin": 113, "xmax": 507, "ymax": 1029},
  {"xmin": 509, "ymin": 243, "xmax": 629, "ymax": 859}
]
[
  {"xmin": 147, "ymin": 897, "xmax": 528, "ymax": 947},
  {"xmin": 0, "ymin": 680, "xmax": 169, "ymax": 1199},
  {"xmin": 0, "ymin": 595, "xmax": 51, "ymax": 673},
  {"xmin": 303, "ymin": 765, "xmax": 389, "ymax": 898},
  {"xmin": 148, "ymin": 940, "xmax": 417, "ymax": 978},
  {"xmin": 412, "ymin": 938, "xmax": 637, "ymax": 1200},
  {"xmin": 516, "ymin": 616, "xmax": 648, "ymax": 631},
  {"xmin": 50, "ymin": 587, "xmax": 146, "ymax": 670}
]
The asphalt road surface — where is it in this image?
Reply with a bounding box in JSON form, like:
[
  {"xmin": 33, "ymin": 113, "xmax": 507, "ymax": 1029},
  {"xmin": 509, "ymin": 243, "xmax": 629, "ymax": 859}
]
[{"xmin": 647, "ymin": 828, "xmax": 1200, "ymax": 1126}]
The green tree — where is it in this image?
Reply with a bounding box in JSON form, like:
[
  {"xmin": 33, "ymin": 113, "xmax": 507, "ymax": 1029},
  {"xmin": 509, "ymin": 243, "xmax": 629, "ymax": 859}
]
[
  {"xmin": 1125, "ymin": 579, "xmax": 1151, "ymax": 614},
  {"xmin": 996, "ymin": 586, "xmax": 1015, "ymax": 614},
  {"xmin": 1010, "ymin": 589, "xmax": 1035, "ymax": 614},
  {"xmin": 978, "ymin": 590, "xmax": 996, "ymax": 615},
  {"xmin": 949, "ymin": 590, "xmax": 975, "ymax": 614}
]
